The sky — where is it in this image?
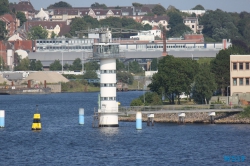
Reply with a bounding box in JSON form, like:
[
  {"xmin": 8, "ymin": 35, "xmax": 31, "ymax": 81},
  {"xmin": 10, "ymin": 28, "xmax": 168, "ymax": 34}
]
[{"xmin": 9, "ymin": 0, "xmax": 250, "ymax": 13}]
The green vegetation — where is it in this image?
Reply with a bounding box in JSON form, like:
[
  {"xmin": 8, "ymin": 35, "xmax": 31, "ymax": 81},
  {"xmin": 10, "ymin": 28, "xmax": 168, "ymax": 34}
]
[
  {"xmin": 14, "ymin": 57, "xmax": 30, "ymax": 71},
  {"xmin": 191, "ymin": 5, "xmax": 205, "ymax": 10},
  {"xmin": 239, "ymin": 106, "xmax": 250, "ymax": 118},
  {"xmin": 49, "ymin": 60, "xmax": 62, "ymax": 71},
  {"xmin": 61, "ymin": 80, "xmax": 99, "ymax": 92},
  {"xmin": 28, "ymin": 26, "xmax": 48, "ymax": 40},
  {"xmin": 0, "ymin": 20, "xmax": 7, "ymax": 40},
  {"xmin": 90, "ymin": 2, "xmax": 107, "ymax": 9},
  {"xmin": 117, "ymin": 72, "xmax": 134, "ymax": 84},
  {"xmin": 29, "ymin": 60, "xmax": 43, "ymax": 71},
  {"xmin": 47, "ymin": 1, "xmax": 72, "ymax": 9},
  {"xmin": 152, "ymin": 5, "xmax": 166, "ymax": 16},
  {"xmin": 16, "ymin": 11, "xmax": 26, "ymax": 26},
  {"xmin": 0, "ymin": 0, "xmax": 9, "ymax": 15},
  {"xmin": 130, "ymin": 92, "xmax": 162, "ymax": 106}
]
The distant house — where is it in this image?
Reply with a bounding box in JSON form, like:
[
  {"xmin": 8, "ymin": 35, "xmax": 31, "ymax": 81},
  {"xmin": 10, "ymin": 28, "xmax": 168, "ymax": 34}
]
[
  {"xmin": 141, "ymin": 15, "xmax": 169, "ymax": 29},
  {"xmin": 19, "ymin": 21, "xmax": 70, "ymax": 39},
  {"xmin": 180, "ymin": 10, "xmax": 206, "ymax": 16},
  {"xmin": 183, "ymin": 17, "xmax": 203, "ymax": 34},
  {"xmin": 35, "ymin": 8, "xmax": 49, "ymax": 21},
  {"xmin": 9, "ymin": 0, "xmax": 36, "ymax": 20},
  {"xmin": 0, "ymin": 14, "xmax": 20, "ymax": 37}
]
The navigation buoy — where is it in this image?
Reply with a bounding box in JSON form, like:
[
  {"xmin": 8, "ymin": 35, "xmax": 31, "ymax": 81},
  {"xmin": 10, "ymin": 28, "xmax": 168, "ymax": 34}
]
[
  {"xmin": 136, "ymin": 112, "xmax": 142, "ymax": 130},
  {"xmin": 79, "ymin": 108, "xmax": 84, "ymax": 125},
  {"xmin": 32, "ymin": 113, "xmax": 41, "ymax": 130},
  {"xmin": 0, "ymin": 110, "xmax": 5, "ymax": 128}
]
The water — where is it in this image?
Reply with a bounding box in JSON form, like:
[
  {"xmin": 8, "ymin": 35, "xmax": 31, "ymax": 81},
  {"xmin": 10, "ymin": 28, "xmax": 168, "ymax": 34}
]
[{"xmin": 0, "ymin": 91, "xmax": 249, "ymax": 165}]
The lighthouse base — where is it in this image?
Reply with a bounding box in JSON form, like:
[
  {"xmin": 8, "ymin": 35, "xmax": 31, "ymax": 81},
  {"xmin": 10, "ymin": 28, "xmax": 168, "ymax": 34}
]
[{"xmin": 99, "ymin": 113, "xmax": 119, "ymax": 127}]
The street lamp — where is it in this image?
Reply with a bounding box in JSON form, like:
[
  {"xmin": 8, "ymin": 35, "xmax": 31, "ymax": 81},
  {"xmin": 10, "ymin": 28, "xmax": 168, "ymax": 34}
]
[{"xmin": 227, "ymin": 86, "xmax": 230, "ymax": 105}]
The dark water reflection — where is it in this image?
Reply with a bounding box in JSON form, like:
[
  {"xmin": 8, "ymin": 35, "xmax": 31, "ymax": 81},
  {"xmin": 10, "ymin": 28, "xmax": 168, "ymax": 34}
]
[{"xmin": 0, "ymin": 92, "xmax": 249, "ymax": 165}]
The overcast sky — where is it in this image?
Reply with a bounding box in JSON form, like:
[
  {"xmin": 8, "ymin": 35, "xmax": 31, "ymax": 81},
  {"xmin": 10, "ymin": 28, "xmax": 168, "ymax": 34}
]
[{"xmin": 9, "ymin": 0, "xmax": 250, "ymax": 13}]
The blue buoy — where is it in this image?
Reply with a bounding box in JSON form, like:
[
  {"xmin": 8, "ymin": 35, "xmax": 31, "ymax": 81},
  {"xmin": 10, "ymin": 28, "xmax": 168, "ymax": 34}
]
[
  {"xmin": 79, "ymin": 108, "xmax": 84, "ymax": 125},
  {"xmin": 0, "ymin": 110, "xmax": 5, "ymax": 128},
  {"xmin": 136, "ymin": 112, "xmax": 142, "ymax": 130}
]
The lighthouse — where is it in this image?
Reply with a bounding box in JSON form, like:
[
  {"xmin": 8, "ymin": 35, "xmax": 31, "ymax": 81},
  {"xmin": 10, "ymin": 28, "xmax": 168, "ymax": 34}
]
[{"xmin": 92, "ymin": 28, "xmax": 121, "ymax": 127}]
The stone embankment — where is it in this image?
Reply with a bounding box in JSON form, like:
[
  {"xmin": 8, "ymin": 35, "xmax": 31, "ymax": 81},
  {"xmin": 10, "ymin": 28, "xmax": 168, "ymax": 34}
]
[{"xmin": 119, "ymin": 112, "xmax": 250, "ymax": 124}]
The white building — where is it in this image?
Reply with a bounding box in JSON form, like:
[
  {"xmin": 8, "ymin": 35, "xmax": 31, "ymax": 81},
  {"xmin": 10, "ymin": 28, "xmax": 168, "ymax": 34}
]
[{"xmin": 181, "ymin": 10, "xmax": 206, "ymax": 16}]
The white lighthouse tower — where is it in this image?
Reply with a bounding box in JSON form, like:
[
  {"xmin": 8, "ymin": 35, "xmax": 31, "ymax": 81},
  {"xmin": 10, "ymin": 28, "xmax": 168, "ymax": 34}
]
[{"xmin": 92, "ymin": 28, "xmax": 121, "ymax": 127}]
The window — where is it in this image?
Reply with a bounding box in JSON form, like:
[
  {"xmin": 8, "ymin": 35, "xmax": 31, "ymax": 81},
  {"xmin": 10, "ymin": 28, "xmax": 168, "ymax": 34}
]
[
  {"xmin": 191, "ymin": 20, "xmax": 196, "ymax": 23},
  {"xmin": 239, "ymin": 63, "xmax": 243, "ymax": 70},
  {"xmin": 192, "ymin": 25, "xmax": 194, "ymax": 28},
  {"xmin": 246, "ymin": 78, "xmax": 249, "ymax": 85},
  {"xmin": 239, "ymin": 78, "xmax": 243, "ymax": 85},
  {"xmin": 246, "ymin": 63, "xmax": 249, "ymax": 70},
  {"xmin": 233, "ymin": 63, "xmax": 237, "ymax": 70},
  {"xmin": 233, "ymin": 78, "xmax": 237, "ymax": 85}
]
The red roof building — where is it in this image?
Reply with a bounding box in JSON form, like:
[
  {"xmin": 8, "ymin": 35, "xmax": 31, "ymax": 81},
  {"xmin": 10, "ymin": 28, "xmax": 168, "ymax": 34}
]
[{"xmin": 0, "ymin": 14, "xmax": 19, "ymax": 37}]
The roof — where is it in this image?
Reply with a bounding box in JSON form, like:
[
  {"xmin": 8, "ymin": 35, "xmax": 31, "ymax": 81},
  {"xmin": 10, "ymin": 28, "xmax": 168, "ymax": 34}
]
[
  {"xmin": 22, "ymin": 71, "xmax": 69, "ymax": 83},
  {"xmin": 54, "ymin": 9, "xmax": 79, "ymax": 15},
  {"xmin": 10, "ymin": 1, "xmax": 35, "ymax": 12},
  {"xmin": 141, "ymin": 16, "xmax": 170, "ymax": 22},
  {"xmin": 0, "ymin": 14, "xmax": 16, "ymax": 23},
  {"xmin": 184, "ymin": 17, "xmax": 198, "ymax": 20}
]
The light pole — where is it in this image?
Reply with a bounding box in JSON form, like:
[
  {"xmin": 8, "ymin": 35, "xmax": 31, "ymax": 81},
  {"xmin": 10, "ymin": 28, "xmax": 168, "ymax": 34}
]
[
  {"xmin": 227, "ymin": 86, "xmax": 230, "ymax": 105},
  {"xmin": 61, "ymin": 52, "xmax": 63, "ymax": 73}
]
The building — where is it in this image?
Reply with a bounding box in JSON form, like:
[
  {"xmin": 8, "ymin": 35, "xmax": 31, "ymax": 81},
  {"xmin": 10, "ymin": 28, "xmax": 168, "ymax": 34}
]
[
  {"xmin": 180, "ymin": 10, "xmax": 206, "ymax": 16},
  {"xmin": 141, "ymin": 15, "xmax": 169, "ymax": 29},
  {"xmin": 9, "ymin": 0, "xmax": 36, "ymax": 20},
  {"xmin": 230, "ymin": 55, "xmax": 250, "ymax": 96},
  {"xmin": 183, "ymin": 17, "xmax": 203, "ymax": 34},
  {"xmin": 0, "ymin": 14, "xmax": 20, "ymax": 37},
  {"xmin": 35, "ymin": 8, "xmax": 49, "ymax": 21}
]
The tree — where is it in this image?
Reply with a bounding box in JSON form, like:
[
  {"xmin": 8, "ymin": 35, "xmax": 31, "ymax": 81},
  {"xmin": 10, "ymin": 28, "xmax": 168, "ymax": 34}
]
[
  {"xmin": 210, "ymin": 45, "xmax": 248, "ymax": 96},
  {"xmin": 51, "ymin": 31, "xmax": 57, "ymax": 39},
  {"xmin": 191, "ymin": 5, "xmax": 205, "ymax": 10},
  {"xmin": 116, "ymin": 59, "xmax": 125, "ymax": 71},
  {"xmin": 0, "ymin": 56, "xmax": 7, "ymax": 71},
  {"xmin": 151, "ymin": 58, "xmax": 158, "ymax": 71},
  {"xmin": 69, "ymin": 17, "xmax": 88, "ymax": 37},
  {"xmin": 127, "ymin": 61, "xmax": 142, "ymax": 73},
  {"xmin": 47, "ymin": 1, "xmax": 72, "ymax": 9},
  {"xmin": 70, "ymin": 58, "xmax": 82, "ymax": 71},
  {"xmin": 35, "ymin": 60, "xmax": 43, "ymax": 71},
  {"xmin": 192, "ymin": 64, "xmax": 216, "ymax": 104},
  {"xmin": 0, "ymin": 20, "xmax": 7, "ymax": 40},
  {"xmin": 130, "ymin": 92, "xmax": 162, "ymax": 106},
  {"xmin": 83, "ymin": 15, "xmax": 99, "ymax": 28},
  {"xmin": 152, "ymin": 5, "xmax": 166, "ymax": 16},
  {"xmin": 16, "ymin": 11, "xmax": 27, "ymax": 26},
  {"xmin": 132, "ymin": 3, "xmax": 143, "ymax": 7},
  {"xmin": 148, "ymin": 56, "xmax": 197, "ymax": 104},
  {"xmin": 143, "ymin": 24, "xmax": 152, "ymax": 30},
  {"xmin": 84, "ymin": 61, "xmax": 99, "ymax": 71},
  {"xmin": 49, "ymin": 60, "xmax": 62, "ymax": 71},
  {"xmin": 91, "ymin": 2, "xmax": 107, "ymax": 9},
  {"xmin": 29, "ymin": 59, "xmax": 36, "ymax": 71},
  {"xmin": 0, "ymin": 0, "xmax": 9, "ymax": 15},
  {"xmin": 130, "ymin": 98, "xmax": 143, "ymax": 106},
  {"xmin": 14, "ymin": 57, "xmax": 30, "ymax": 71},
  {"xmin": 28, "ymin": 26, "xmax": 48, "ymax": 40},
  {"xmin": 83, "ymin": 70, "xmax": 98, "ymax": 79},
  {"xmin": 117, "ymin": 72, "xmax": 134, "ymax": 84}
]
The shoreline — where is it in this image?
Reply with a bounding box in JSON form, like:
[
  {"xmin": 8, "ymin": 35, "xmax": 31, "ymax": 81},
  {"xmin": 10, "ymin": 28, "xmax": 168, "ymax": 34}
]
[{"xmin": 119, "ymin": 112, "xmax": 250, "ymax": 124}]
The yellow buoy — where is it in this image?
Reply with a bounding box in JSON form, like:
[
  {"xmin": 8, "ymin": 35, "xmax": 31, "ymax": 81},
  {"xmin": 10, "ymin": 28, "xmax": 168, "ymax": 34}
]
[{"xmin": 32, "ymin": 113, "xmax": 42, "ymax": 130}]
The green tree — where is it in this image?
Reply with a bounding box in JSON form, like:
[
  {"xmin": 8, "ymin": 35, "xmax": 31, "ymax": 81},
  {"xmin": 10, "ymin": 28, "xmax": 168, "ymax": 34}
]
[
  {"xmin": 127, "ymin": 61, "xmax": 142, "ymax": 73},
  {"xmin": 130, "ymin": 98, "xmax": 143, "ymax": 106},
  {"xmin": 83, "ymin": 15, "xmax": 99, "ymax": 28},
  {"xmin": 49, "ymin": 60, "xmax": 62, "ymax": 71},
  {"xmin": 14, "ymin": 57, "xmax": 30, "ymax": 71},
  {"xmin": 16, "ymin": 11, "xmax": 27, "ymax": 26},
  {"xmin": 116, "ymin": 59, "xmax": 125, "ymax": 71},
  {"xmin": 47, "ymin": 1, "xmax": 72, "ymax": 9},
  {"xmin": 192, "ymin": 64, "xmax": 216, "ymax": 104},
  {"xmin": 151, "ymin": 58, "xmax": 158, "ymax": 71},
  {"xmin": 29, "ymin": 59, "xmax": 36, "ymax": 70},
  {"xmin": 117, "ymin": 71, "xmax": 133, "ymax": 84},
  {"xmin": 191, "ymin": 5, "xmax": 205, "ymax": 10},
  {"xmin": 70, "ymin": 58, "xmax": 82, "ymax": 71},
  {"xmin": 91, "ymin": 2, "xmax": 107, "ymax": 9},
  {"xmin": 51, "ymin": 31, "xmax": 57, "ymax": 39},
  {"xmin": 152, "ymin": 5, "xmax": 166, "ymax": 16},
  {"xmin": 35, "ymin": 60, "xmax": 43, "ymax": 71},
  {"xmin": 28, "ymin": 26, "xmax": 48, "ymax": 40},
  {"xmin": 148, "ymin": 56, "xmax": 197, "ymax": 104},
  {"xmin": 69, "ymin": 17, "xmax": 88, "ymax": 37},
  {"xmin": 210, "ymin": 45, "xmax": 248, "ymax": 96},
  {"xmin": 0, "ymin": 20, "xmax": 7, "ymax": 40},
  {"xmin": 143, "ymin": 24, "xmax": 152, "ymax": 30},
  {"xmin": 83, "ymin": 70, "xmax": 98, "ymax": 79},
  {"xmin": 0, "ymin": 56, "xmax": 7, "ymax": 71},
  {"xmin": 0, "ymin": 0, "xmax": 9, "ymax": 15},
  {"xmin": 132, "ymin": 3, "xmax": 143, "ymax": 7},
  {"xmin": 84, "ymin": 61, "xmax": 99, "ymax": 71},
  {"xmin": 139, "ymin": 92, "xmax": 162, "ymax": 106}
]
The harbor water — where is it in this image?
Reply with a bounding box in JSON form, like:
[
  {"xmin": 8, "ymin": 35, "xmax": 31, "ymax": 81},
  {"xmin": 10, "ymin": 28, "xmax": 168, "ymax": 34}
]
[{"xmin": 0, "ymin": 91, "xmax": 249, "ymax": 165}]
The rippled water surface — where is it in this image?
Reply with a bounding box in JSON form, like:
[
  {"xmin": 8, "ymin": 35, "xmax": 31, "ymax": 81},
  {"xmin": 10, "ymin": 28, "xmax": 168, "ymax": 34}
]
[{"xmin": 0, "ymin": 91, "xmax": 250, "ymax": 165}]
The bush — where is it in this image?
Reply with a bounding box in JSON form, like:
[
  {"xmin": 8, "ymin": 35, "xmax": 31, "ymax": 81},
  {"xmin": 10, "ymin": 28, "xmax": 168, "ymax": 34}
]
[{"xmin": 239, "ymin": 106, "xmax": 250, "ymax": 118}]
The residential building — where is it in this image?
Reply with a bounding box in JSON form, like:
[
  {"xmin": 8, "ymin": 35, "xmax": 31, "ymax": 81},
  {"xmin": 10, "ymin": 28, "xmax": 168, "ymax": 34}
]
[
  {"xmin": 35, "ymin": 8, "xmax": 49, "ymax": 21},
  {"xmin": 230, "ymin": 55, "xmax": 250, "ymax": 96},
  {"xmin": 0, "ymin": 14, "xmax": 20, "ymax": 37},
  {"xmin": 141, "ymin": 15, "xmax": 169, "ymax": 29},
  {"xmin": 180, "ymin": 10, "xmax": 206, "ymax": 16},
  {"xmin": 183, "ymin": 17, "xmax": 203, "ymax": 33},
  {"xmin": 9, "ymin": 0, "xmax": 36, "ymax": 20}
]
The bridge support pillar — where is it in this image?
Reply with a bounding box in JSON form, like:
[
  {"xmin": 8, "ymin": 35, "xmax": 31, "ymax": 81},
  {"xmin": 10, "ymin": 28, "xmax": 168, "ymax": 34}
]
[
  {"xmin": 147, "ymin": 114, "xmax": 154, "ymax": 126},
  {"xmin": 208, "ymin": 112, "xmax": 216, "ymax": 124},
  {"xmin": 178, "ymin": 113, "xmax": 185, "ymax": 124}
]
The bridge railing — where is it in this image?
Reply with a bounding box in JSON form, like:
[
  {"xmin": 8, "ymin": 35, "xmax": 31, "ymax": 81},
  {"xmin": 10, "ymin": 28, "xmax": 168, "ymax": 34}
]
[{"xmin": 118, "ymin": 104, "xmax": 242, "ymax": 112}]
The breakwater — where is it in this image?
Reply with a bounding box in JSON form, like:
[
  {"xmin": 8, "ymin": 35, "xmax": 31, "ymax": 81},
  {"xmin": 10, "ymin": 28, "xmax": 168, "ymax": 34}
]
[{"xmin": 119, "ymin": 112, "xmax": 250, "ymax": 124}]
